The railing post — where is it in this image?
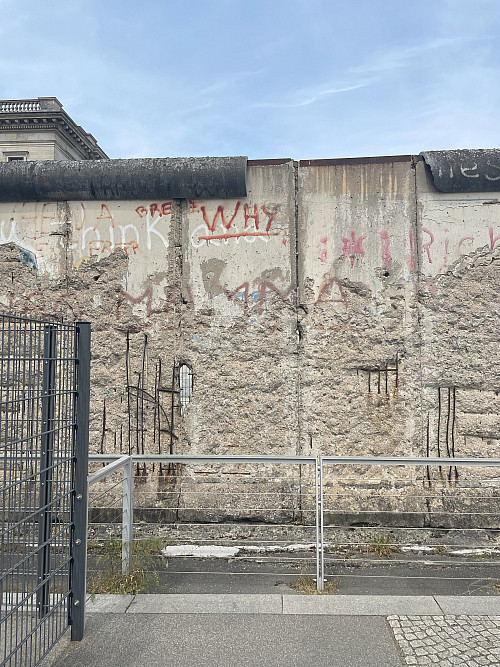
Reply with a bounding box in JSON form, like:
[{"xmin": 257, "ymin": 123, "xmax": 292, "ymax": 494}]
[
  {"xmin": 71, "ymin": 322, "xmax": 91, "ymax": 642},
  {"xmin": 37, "ymin": 324, "xmax": 56, "ymax": 619},
  {"xmin": 315, "ymin": 455, "xmax": 325, "ymax": 591},
  {"xmin": 122, "ymin": 456, "xmax": 134, "ymax": 575}
]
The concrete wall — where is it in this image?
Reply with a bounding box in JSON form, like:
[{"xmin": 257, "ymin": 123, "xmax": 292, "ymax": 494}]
[{"xmin": 0, "ymin": 155, "xmax": 498, "ymax": 522}]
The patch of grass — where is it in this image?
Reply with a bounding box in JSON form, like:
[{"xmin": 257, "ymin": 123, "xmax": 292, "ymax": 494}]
[
  {"xmin": 369, "ymin": 535, "xmax": 397, "ymax": 557},
  {"xmin": 292, "ymin": 572, "xmax": 338, "ymax": 595},
  {"xmin": 87, "ymin": 537, "xmax": 164, "ymax": 595}
]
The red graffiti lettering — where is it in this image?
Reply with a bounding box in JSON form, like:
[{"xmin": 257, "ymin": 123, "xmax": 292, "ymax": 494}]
[
  {"xmin": 72, "ymin": 202, "xmax": 86, "ymax": 231},
  {"xmin": 458, "ymin": 236, "xmax": 474, "ymax": 253},
  {"xmin": 35, "ymin": 241, "xmax": 49, "ymax": 253},
  {"xmin": 189, "ymin": 200, "xmax": 198, "ymax": 213},
  {"xmin": 122, "ymin": 241, "xmax": 139, "ymax": 256},
  {"xmin": 243, "ymin": 203, "xmax": 259, "ymax": 229},
  {"xmin": 257, "ymin": 282, "xmax": 293, "ymax": 315},
  {"xmin": 97, "ymin": 204, "xmax": 114, "ymax": 227},
  {"xmin": 438, "ymin": 238, "xmax": 450, "ymax": 273},
  {"xmin": 422, "ymin": 228, "xmax": 434, "ymax": 263},
  {"xmin": 342, "ymin": 230, "xmax": 366, "ymax": 268},
  {"xmin": 222, "ymin": 281, "xmax": 293, "ymax": 315},
  {"xmin": 135, "ymin": 202, "xmax": 173, "ymax": 218},
  {"xmin": 89, "ymin": 240, "xmax": 112, "ymax": 256},
  {"xmin": 318, "ymin": 237, "xmax": 328, "ymax": 263},
  {"xmin": 201, "ymin": 202, "xmax": 241, "ymax": 232},
  {"xmin": 198, "ymin": 231, "xmax": 279, "ymax": 242},
  {"xmin": 316, "ymin": 277, "xmax": 348, "ymax": 308},
  {"xmin": 117, "ymin": 287, "xmax": 153, "ymax": 318},
  {"xmin": 489, "ymin": 227, "xmax": 500, "ymax": 250},
  {"xmin": 261, "ymin": 204, "xmax": 279, "ymax": 232},
  {"xmin": 379, "ymin": 230, "xmax": 392, "ymax": 270},
  {"xmin": 225, "ymin": 282, "xmax": 251, "ymax": 314}
]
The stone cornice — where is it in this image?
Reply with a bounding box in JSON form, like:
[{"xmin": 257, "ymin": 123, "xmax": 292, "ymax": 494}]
[{"xmin": 0, "ymin": 97, "xmax": 108, "ymax": 160}]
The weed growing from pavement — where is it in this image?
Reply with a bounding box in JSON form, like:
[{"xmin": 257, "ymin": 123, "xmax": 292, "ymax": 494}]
[
  {"xmin": 369, "ymin": 535, "xmax": 397, "ymax": 557},
  {"xmin": 292, "ymin": 571, "xmax": 338, "ymax": 595},
  {"xmin": 87, "ymin": 537, "xmax": 164, "ymax": 595}
]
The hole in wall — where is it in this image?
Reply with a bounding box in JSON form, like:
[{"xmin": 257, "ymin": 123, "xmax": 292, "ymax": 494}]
[{"xmin": 179, "ymin": 364, "xmax": 193, "ymax": 415}]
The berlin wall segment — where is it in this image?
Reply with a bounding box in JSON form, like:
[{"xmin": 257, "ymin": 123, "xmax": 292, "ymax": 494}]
[{"xmin": 0, "ymin": 153, "xmax": 498, "ymax": 525}]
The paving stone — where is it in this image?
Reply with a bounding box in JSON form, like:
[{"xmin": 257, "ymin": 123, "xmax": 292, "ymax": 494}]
[{"xmin": 390, "ymin": 614, "xmax": 500, "ymax": 667}]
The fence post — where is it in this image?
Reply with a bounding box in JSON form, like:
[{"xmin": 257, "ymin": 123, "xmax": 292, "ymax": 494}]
[
  {"xmin": 71, "ymin": 322, "xmax": 91, "ymax": 642},
  {"xmin": 122, "ymin": 456, "xmax": 134, "ymax": 575},
  {"xmin": 315, "ymin": 455, "xmax": 325, "ymax": 591},
  {"xmin": 37, "ymin": 324, "xmax": 56, "ymax": 618}
]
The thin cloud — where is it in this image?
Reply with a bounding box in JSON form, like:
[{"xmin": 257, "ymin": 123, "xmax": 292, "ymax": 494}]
[
  {"xmin": 252, "ymin": 37, "xmax": 471, "ymax": 112},
  {"xmin": 253, "ymin": 83, "xmax": 369, "ymax": 109},
  {"xmin": 199, "ymin": 69, "xmax": 264, "ymax": 96},
  {"xmin": 350, "ymin": 37, "xmax": 466, "ymax": 75}
]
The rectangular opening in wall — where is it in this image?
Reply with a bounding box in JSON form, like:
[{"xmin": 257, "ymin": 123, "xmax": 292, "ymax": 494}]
[
  {"xmin": 3, "ymin": 151, "xmax": 29, "ymax": 162},
  {"xmin": 179, "ymin": 364, "xmax": 193, "ymax": 415}
]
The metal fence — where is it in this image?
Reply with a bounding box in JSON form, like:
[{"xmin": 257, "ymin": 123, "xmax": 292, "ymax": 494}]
[
  {"xmin": 86, "ymin": 454, "xmax": 500, "ymax": 595},
  {"xmin": 0, "ymin": 315, "xmax": 90, "ymax": 667}
]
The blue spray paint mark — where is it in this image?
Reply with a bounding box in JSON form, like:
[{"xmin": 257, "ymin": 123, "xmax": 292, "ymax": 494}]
[
  {"xmin": 18, "ymin": 247, "xmax": 37, "ymax": 273},
  {"xmin": 250, "ymin": 290, "xmax": 260, "ymax": 303}
]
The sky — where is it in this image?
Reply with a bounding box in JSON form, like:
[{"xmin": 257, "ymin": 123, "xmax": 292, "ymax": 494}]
[{"xmin": 1, "ymin": 0, "xmax": 499, "ymax": 160}]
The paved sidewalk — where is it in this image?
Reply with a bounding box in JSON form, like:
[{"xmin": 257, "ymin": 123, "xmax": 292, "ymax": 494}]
[
  {"xmin": 43, "ymin": 595, "xmax": 500, "ymax": 667},
  {"xmin": 389, "ymin": 615, "xmax": 500, "ymax": 666}
]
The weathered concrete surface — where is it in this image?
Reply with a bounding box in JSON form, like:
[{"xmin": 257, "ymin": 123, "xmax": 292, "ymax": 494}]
[
  {"xmin": 421, "ymin": 149, "xmax": 500, "ymax": 193},
  {"xmin": 415, "ymin": 159, "xmax": 500, "ymax": 506},
  {"xmin": 0, "ymin": 156, "xmax": 247, "ymax": 201},
  {"xmin": 0, "ymin": 154, "xmax": 498, "ymax": 523},
  {"xmin": 298, "ymin": 157, "xmax": 415, "ymax": 460},
  {"xmin": 179, "ymin": 162, "xmax": 298, "ymax": 458}
]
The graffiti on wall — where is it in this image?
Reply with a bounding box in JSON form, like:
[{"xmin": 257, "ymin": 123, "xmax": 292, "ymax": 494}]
[
  {"xmin": 0, "ymin": 201, "xmax": 172, "ymax": 274},
  {"xmin": 74, "ymin": 202, "xmax": 170, "ymax": 259},
  {"xmin": 313, "ymin": 224, "xmax": 500, "ymax": 302},
  {"xmin": 189, "ymin": 200, "xmax": 283, "ymax": 247}
]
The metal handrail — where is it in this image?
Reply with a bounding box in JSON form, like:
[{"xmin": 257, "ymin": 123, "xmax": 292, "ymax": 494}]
[{"xmin": 87, "ymin": 453, "xmax": 500, "ymax": 593}]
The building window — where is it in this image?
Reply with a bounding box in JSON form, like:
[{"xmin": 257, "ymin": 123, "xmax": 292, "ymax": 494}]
[
  {"xmin": 178, "ymin": 364, "xmax": 193, "ymax": 414},
  {"xmin": 3, "ymin": 151, "xmax": 28, "ymax": 162}
]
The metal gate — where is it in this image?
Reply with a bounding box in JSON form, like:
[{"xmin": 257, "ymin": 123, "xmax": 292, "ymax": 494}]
[{"xmin": 0, "ymin": 314, "xmax": 90, "ymax": 666}]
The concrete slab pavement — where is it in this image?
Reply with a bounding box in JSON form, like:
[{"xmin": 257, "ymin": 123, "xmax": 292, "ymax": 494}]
[
  {"xmin": 84, "ymin": 593, "xmax": 500, "ymax": 616},
  {"xmin": 45, "ymin": 612, "xmax": 404, "ymax": 667},
  {"xmin": 41, "ymin": 594, "xmax": 500, "ymax": 667}
]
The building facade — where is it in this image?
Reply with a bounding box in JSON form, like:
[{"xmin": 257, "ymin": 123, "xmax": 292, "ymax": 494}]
[{"xmin": 0, "ymin": 97, "xmax": 108, "ymax": 162}]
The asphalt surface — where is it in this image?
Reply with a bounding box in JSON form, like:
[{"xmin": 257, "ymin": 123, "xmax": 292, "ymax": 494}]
[{"xmin": 88, "ymin": 553, "xmax": 500, "ymax": 596}]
